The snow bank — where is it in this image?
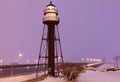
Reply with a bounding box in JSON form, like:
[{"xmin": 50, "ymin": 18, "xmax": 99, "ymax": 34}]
[
  {"xmin": 98, "ymin": 63, "xmax": 114, "ymax": 69},
  {"xmin": 0, "ymin": 70, "xmax": 120, "ymax": 82},
  {"xmin": 37, "ymin": 76, "xmax": 65, "ymax": 82},
  {"xmin": 78, "ymin": 70, "xmax": 120, "ymax": 82},
  {"xmin": 0, "ymin": 73, "xmax": 36, "ymax": 82},
  {"xmin": 38, "ymin": 70, "xmax": 120, "ymax": 82}
]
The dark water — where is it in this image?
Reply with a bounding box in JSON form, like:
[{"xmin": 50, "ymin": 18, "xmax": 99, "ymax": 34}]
[{"xmin": 0, "ymin": 66, "xmax": 42, "ymax": 77}]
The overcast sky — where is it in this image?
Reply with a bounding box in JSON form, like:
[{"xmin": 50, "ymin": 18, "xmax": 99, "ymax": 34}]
[{"xmin": 0, "ymin": 0, "xmax": 120, "ymax": 64}]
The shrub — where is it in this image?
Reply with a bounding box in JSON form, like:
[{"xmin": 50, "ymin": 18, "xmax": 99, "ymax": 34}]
[{"xmin": 63, "ymin": 63, "xmax": 84, "ymax": 81}]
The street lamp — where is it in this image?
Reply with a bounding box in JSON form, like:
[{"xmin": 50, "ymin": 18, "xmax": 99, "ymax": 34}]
[
  {"xmin": 0, "ymin": 59, "xmax": 3, "ymax": 77},
  {"xmin": 35, "ymin": 60, "xmax": 38, "ymax": 68},
  {"xmin": 26, "ymin": 59, "xmax": 30, "ymax": 69},
  {"xmin": 11, "ymin": 53, "xmax": 23, "ymax": 76}
]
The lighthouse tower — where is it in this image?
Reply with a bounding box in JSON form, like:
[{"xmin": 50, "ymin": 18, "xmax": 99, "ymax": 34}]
[{"xmin": 36, "ymin": 2, "xmax": 64, "ymax": 77}]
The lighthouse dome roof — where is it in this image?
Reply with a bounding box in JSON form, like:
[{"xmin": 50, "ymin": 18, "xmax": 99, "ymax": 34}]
[{"xmin": 47, "ymin": 1, "xmax": 56, "ymax": 7}]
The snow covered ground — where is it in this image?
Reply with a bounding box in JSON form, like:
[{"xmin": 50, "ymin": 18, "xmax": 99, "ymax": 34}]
[
  {"xmin": 78, "ymin": 70, "xmax": 120, "ymax": 82},
  {"xmin": 0, "ymin": 64, "xmax": 120, "ymax": 82},
  {"xmin": 37, "ymin": 77, "xmax": 65, "ymax": 82},
  {"xmin": 0, "ymin": 73, "xmax": 36, "ymax": 82},
  {"xmin": 37, "ymin": 70, "xmax": 120, "ymax": 82},
  {"xmin": 0, "ymin": 70, "xmax": 120, "ymax": 82}
]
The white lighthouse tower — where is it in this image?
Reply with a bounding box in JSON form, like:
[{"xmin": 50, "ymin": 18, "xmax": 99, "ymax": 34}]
[{"xmin": 36, "ymin": 2, "xmax": 64, "ymax": 77}]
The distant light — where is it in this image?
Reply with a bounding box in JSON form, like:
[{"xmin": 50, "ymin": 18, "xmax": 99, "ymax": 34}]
[
  {"xmin": 58, "ymin": 56, "xmax": 61, "ymax": 60},
  {"xmin": 81, "ymin": 58, "xmax": 84, "ymax": 61},
  {"xmin": 0, "ymin": 59, "xmax": 3, "ymax": 63},
  {"xmin": 26, "ymin": 66, "xmax": 30, "ymax": 69},
  {"xmin": 86, "ymin": 58, "xmax": 89, "ymax": 61},
  {"xmin": 92, "ymin": 58, "xmax": 102, "ymax": 62},
  {"xmin": 90, "ymin": 58, "xmax": 93, "ymax": 62},
  {"xmin": 35, "ymin": 65, "xmax": 38, "ymax": 68},
  {"xmin": 26, "ymin": 60, "xmax": 30, "ymax": 63},
  {"xmin": 43, "ymin": 65, "xmax": 45, "ymax": 67},
  {"xmin": 0, "ymin": 68, "xmax": 3, "ymax": 71},
  {"xmin": 18, "ymin": 53, "xmax": 23, "ymax": 57},
  {"xmin": 35, "ymin": 59, "xmax": 38, "ymax": 63}
]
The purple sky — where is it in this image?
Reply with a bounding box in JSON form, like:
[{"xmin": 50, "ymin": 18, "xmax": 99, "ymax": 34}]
[{"xmin": 0, "ymin": 0, "xmax": 120, "ymax": 64}]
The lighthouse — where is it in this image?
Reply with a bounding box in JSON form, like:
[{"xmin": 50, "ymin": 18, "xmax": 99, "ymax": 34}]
[
  {"xmin": 36, "ymin": 2, "xmax": 64, "ymax": 77},
  {"xmin": 43, "ymin": 1, "xmax": 59, "ymax": 24}
]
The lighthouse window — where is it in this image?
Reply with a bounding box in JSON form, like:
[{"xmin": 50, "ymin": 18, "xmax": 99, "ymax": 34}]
[{"xmin": 48, "ymin": 8, "xmax": 50, "ymax": 10}]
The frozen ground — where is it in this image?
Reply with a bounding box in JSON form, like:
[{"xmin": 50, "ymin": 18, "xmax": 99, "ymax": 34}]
[
  {"xmin": 0, "ymin": 64, "xmax": 120, "ymax": 82},
  {"xmin": 37, "ymin": 70, "xmax": 120, "ymax": 82},
  {"xmin": 0, "ymin": 70, "xmax": 120, "ymax": 82},
  {"xmin": 77, "ymin": 70, "xmax": 120, "ymax": 82},
  {"xmin": 0, "ymin": 73, "xmax": 36, "ymax": 82}
]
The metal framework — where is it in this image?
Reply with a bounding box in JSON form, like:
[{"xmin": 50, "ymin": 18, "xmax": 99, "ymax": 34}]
[{"xmin": 36, "ymin": 24, "xmax": 64, "ymax": 77}]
